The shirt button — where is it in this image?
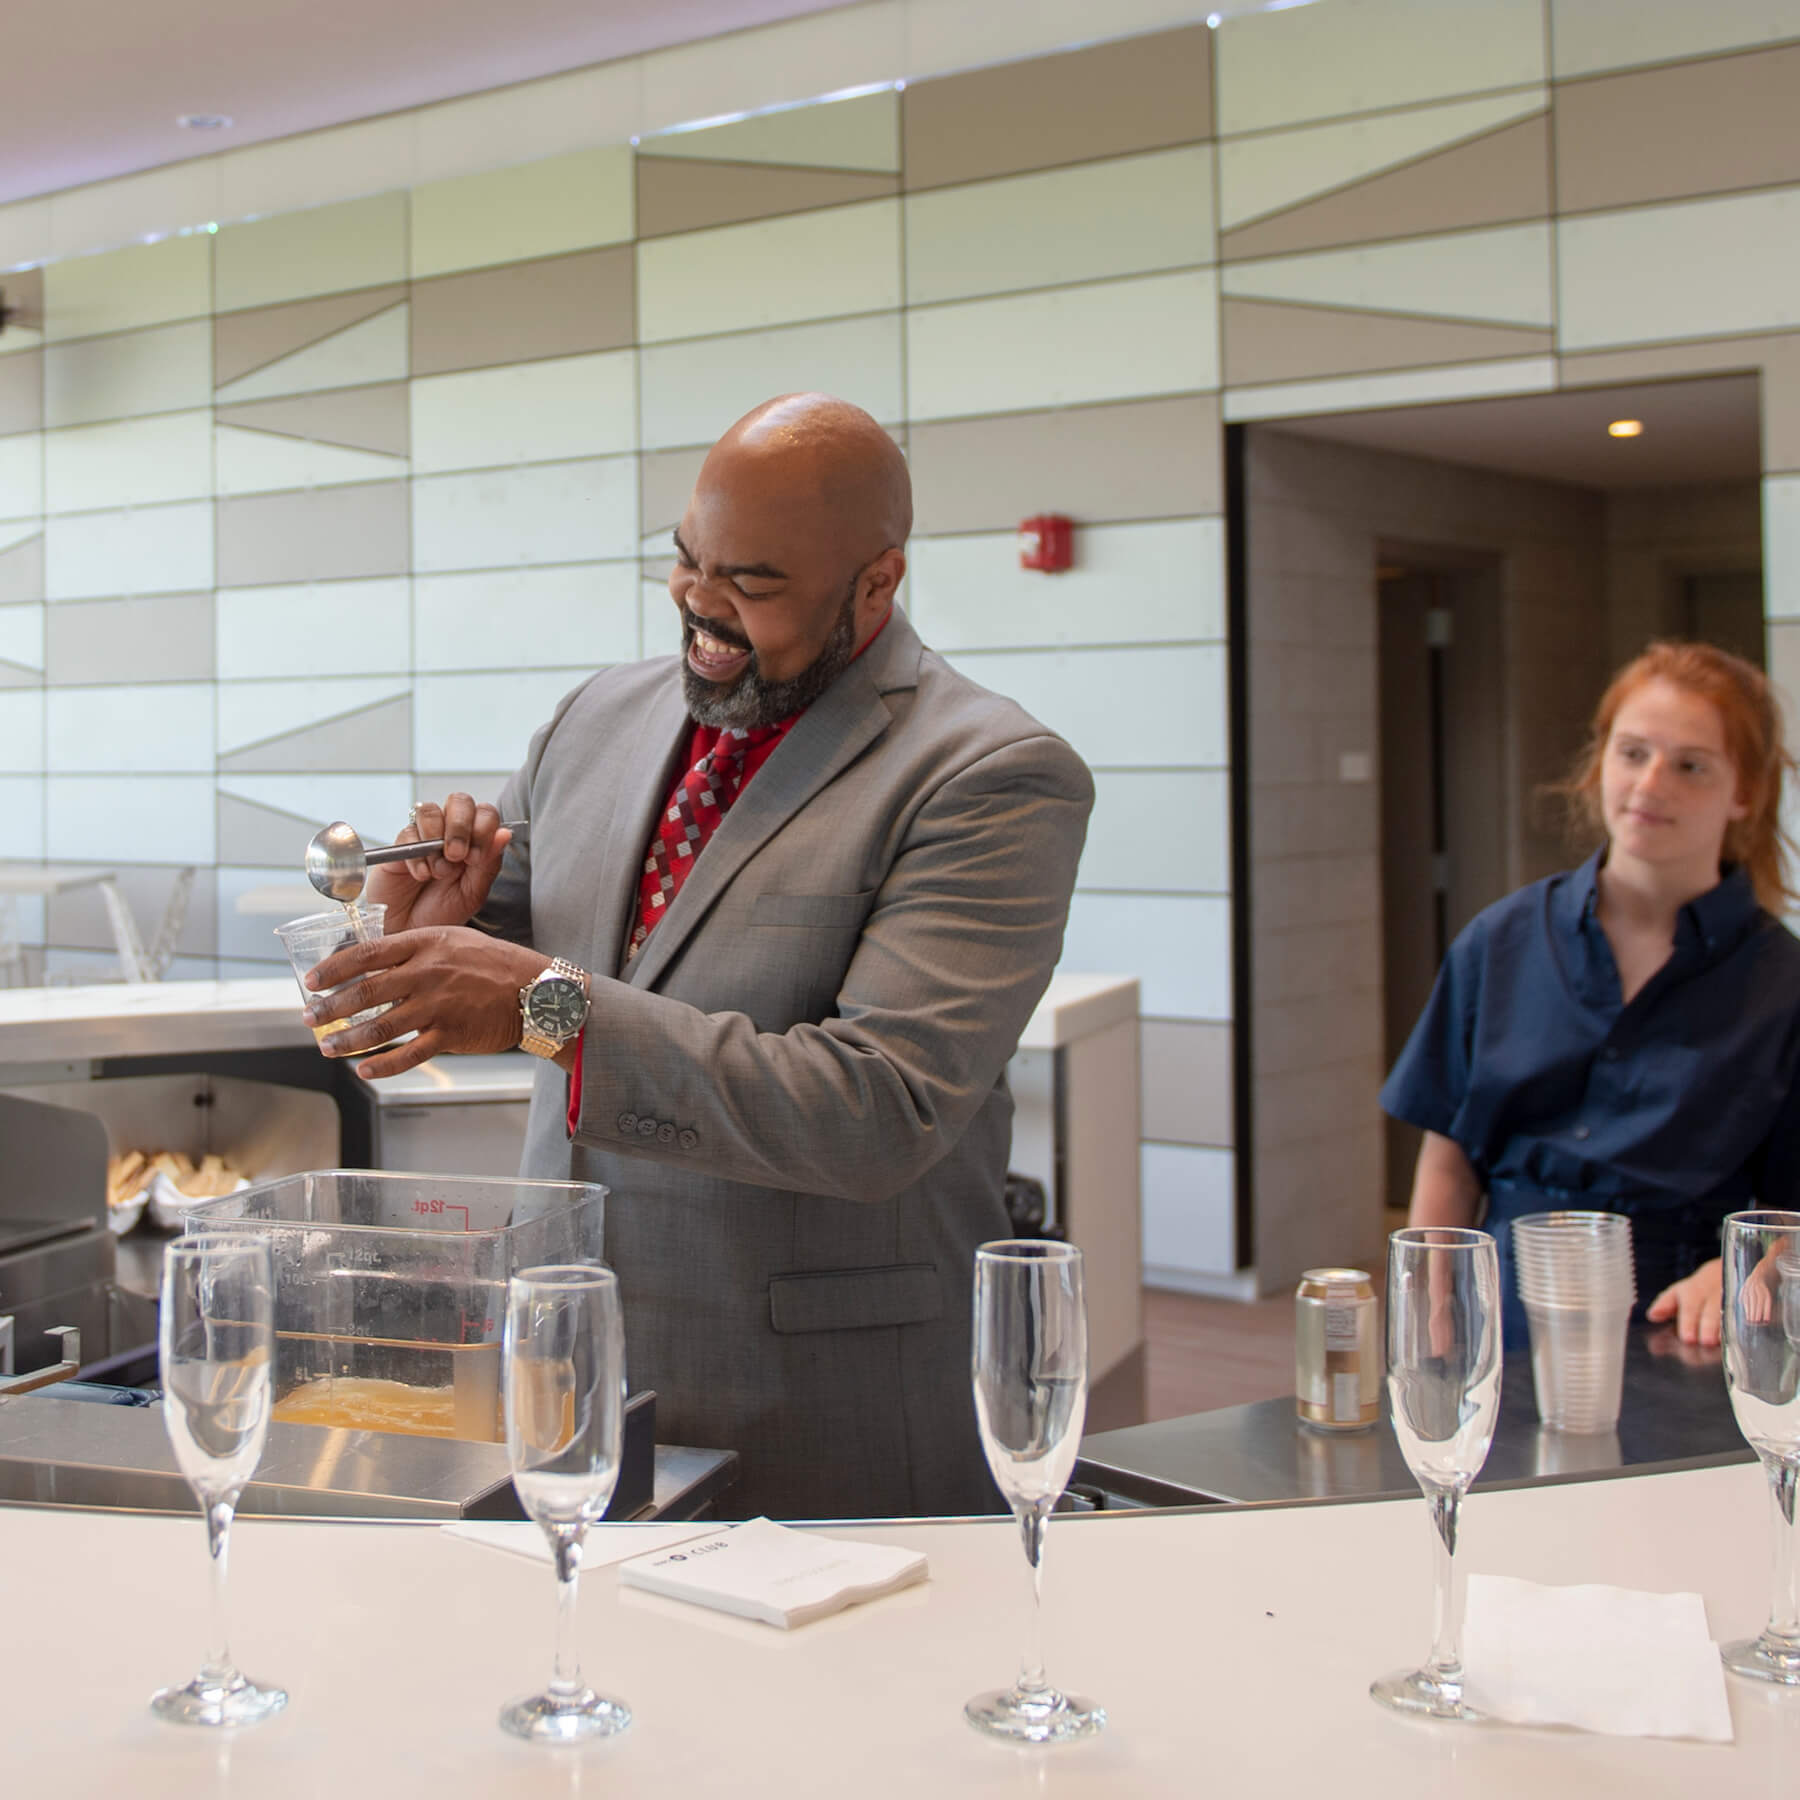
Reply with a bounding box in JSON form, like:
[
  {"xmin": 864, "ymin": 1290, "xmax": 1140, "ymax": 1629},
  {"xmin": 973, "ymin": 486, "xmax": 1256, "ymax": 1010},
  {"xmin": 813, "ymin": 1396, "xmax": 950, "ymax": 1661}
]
[
  {"xmin": 1573, "ymin": 1124, "xmax": 1591, "ymax": 1141},
  {"xmin": 657, "ymin": 1122, "xmax": 676, "ymax": 1146},
  {"xmin": 678, "ymin": 1128, "xmax": 699, "ymax": 1152},
  {"xmin": 617, "ymin": 1111, "xmax": 637, "ymax": 1135},
  {"xmin": 636, "ymin": 1117, "xmax": 658, "ymax": 1139}
]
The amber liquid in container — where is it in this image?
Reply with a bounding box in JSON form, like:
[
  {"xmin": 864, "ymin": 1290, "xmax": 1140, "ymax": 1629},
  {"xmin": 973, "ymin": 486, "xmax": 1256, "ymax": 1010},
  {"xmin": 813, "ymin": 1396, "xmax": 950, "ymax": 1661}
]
[{"xmin": 1295, "ymin": 1267, "xmax": 1381, "ymax": 1432}]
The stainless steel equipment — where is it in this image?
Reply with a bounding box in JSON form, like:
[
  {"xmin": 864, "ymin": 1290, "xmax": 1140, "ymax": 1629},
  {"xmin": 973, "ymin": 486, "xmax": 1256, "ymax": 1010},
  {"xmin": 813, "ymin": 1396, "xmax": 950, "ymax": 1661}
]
[
  {"xmin": 0, "ymin": 1093, "xmax": 116, "ymax": 1385},
  {"xmin": 305, "ymin": 818, "xmax": 529, "ymax": 903}
]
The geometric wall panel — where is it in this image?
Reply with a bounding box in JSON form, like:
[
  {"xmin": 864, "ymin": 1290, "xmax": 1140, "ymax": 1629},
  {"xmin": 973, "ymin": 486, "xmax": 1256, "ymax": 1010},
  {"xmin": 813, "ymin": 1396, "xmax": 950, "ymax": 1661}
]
[
  {"xmin": 45, "ymin": 591, "xmax": 213, "ymax": 685},
  {"xmin": 636, "ymin": 157, "xmax": 898, "ymax": 241},
  {"xmin": 217, "ymin": 692, "xmax": 413, "ymax": 774},
  {"xmin": 639, "ymin": 446, "xmax": 708, "ymax": 538},
  {"xmin": 410, "ymin": 352, "xmax": 635, "ymax": 474},
  {"xmin": 213, "ymin": 426, "xmax": 408, "ymax": 497},
  {"xmin": 0, "ymin": 600, "xmax": 42, "ymax": 683},
  {"xmin": 409, "ymin": 147, "xmax": 634, "ymax": 281},
  {"xmin": 904, "ymin": 147, "xmax": 1215, "ymax": 308},
  {"xmin": 45, "ymin": 411, "xmax": 214, "ymax": 513},
  {"xmin": 214, "ymin": 193, "xmax": 408, "ymax": 313},
  {"xmin": 217, "ymin": 791, "xmax": 332, "ymax": 868},
  {"xmin": 641, "ymin": 90, "xmax": 899, "ymax": 172},
  {"xmin": 41, "ymin": 236, "xmax": 210, "ymax": 343},
  {"xmin": 44, "ymin": 502, "xmax": 213, "ymax": 600},
  {"xmin": 44, "ymin": 320, "xmax": 212, "ymax": 428},
  {"xmin": 216, "ymin": 578, "xmax": 411, "ymax": 681},
  {"xmin": 213, "ymin": 285, "xmax": 408, "ymax": 389},
  {"xmin": 1557, "ymin": 188, "xmax": 1800, "ymax": 351},
  {"xmin": 0, "ymin": 434, "xmax": 40, "ymax": 518},
  {"xmin": 411, "ymin": 457, "xmax": 638, "ymax": 572},
  {"xmin": 1553, "ymin": 43, "xmax": 1800, "ymax": 216},
  {"xmin": 902, "ymin": 25, "xmax": 1213, "ymax": 191},
  {"xmin": 215, "ymin": 383, "xmax": 410, "ymax": 457},
  {"xmin": 1549, "ymin": 0, "xmax": 1800, "ymax": 80},
  {"xmin": 0, "ymin": 529, "xmax": 44, "ymax": 609},
  {"xmin": 213, "ymin": 305, "xmax": 410, "ymax": 404},
  {"xmin": 215, "ymin": 481, "xmax": 410, "ymax": 587},
  {"xmin": 637, "ymin": 201, "xmax": 901, "ymax": 344},
  {"xmin": 1216, "ymin": 0, "xmax": 1546, "ymax": 136},
  {"xmin": 1222, "ymin": 297, "xmax": 1554, "ymax": 388},
  {"xmin": 908, "ymin": 395, "xmax": 1223, "ymax": 536},
  {"xmin": 1223, "ymin": 223, "xmax": 1555, "ymax": 329},
  {"xmin": 1220, "ymin": 114, "xmax": 1551, "ymax": 262},
  {"xmin": 1218, "ymin": 88, "xmax": 1546, "ymax": 235},
  {"xmin": 217, "ymin": 678, "xmax": 411, "ymax": 756},
  {"xmin": 410, "ymin": 248, "xmax": 636, "ymax": 379},
  {"xmin": 0, "ymin": 347, "xmax": 42, "ymax": 434}
]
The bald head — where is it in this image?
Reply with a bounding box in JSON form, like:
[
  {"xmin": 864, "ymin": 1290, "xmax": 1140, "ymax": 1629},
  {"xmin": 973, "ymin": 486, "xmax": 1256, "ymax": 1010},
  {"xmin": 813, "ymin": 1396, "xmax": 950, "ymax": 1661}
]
[{"xmin": 704, "ymin": 393, "xmax": 912, "ymax": 563}]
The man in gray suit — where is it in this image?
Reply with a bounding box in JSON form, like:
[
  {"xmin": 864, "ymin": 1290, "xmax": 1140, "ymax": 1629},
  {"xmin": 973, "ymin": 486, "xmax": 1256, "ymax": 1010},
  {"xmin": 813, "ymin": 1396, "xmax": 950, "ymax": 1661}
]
[{"xmin": 302, "ymin": 394, "xmax": 1093, "ymax": 1519}]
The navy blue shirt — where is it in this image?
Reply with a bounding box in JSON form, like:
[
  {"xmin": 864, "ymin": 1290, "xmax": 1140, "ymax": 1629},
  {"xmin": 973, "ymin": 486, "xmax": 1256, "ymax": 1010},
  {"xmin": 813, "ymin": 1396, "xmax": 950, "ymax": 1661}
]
[{"xmin": 1383, "ymin": 853, "xmax": 1800, "ymax": 1234}]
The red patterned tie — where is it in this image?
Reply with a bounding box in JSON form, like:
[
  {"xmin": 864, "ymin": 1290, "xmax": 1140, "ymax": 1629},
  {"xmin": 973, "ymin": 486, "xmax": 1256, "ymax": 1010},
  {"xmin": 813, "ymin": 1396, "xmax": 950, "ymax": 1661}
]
[{"xmin": 626, "ymin": 727, "xmax": 775, "ymax": 961}]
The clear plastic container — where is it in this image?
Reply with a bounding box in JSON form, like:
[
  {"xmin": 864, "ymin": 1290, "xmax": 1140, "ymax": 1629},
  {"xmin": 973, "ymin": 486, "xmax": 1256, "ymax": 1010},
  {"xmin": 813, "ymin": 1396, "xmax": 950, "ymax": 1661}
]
[{"xmin": 182, "ymin": 1170, "xmax": 606, "ymax": 1444}]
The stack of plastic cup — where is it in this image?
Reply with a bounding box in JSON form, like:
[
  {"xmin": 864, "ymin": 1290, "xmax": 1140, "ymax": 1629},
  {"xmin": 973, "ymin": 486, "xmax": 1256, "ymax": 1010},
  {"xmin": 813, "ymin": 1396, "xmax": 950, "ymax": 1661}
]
[{"xmin": 1512, "ymin": 1211, "xmax": 1635, "ymax": 1432}]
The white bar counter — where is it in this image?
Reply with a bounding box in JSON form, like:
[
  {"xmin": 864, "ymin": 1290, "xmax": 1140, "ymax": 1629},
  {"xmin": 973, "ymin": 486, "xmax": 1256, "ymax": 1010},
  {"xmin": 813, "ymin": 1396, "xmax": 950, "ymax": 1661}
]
[
  {"xmin": 3, "ymin": 1463, "xmax": 1794, "ymax": 1795},
  {"xmin": 0, "ymin": 977, "xmax": 309, "ymax": 1067}
]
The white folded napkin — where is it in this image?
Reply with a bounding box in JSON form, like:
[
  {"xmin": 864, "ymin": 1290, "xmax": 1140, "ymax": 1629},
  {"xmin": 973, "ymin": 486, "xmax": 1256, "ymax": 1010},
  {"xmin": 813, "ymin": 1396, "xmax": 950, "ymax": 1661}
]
[
  {"xmin": 618, "ymin": 1517, "xmax": 929, "ymax": 1629},
  {"xmin": 442, "ymin": 1518, "xmax": 717, "ymax": 1572},
  {"xmin": 1461, "ymin": 1574, "xmax": 1733, "ymax": 1742}
]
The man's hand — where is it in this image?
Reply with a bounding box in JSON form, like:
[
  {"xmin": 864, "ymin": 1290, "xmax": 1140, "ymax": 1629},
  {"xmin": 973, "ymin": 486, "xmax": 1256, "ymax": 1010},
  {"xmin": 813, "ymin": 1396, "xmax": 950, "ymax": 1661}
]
[
  {"xmin": 302, "ymin": 927, "xmax": 550, "ymax": 1080},
  {"xmin": 1645, "ymin": 1257, "xmax": 1723, "ymax": 1347},
  {"xmin": 362, "ymin": 796, "xmax": 514, "ymax": 933}
]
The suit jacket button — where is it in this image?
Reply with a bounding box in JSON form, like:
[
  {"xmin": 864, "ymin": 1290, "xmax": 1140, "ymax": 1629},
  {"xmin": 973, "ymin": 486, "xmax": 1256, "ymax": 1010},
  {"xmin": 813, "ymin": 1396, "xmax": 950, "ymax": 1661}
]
[
  {"xmin": 657, "ymin": 1122, "xmax": 676, "ymax": 1145},
  {"xmin": 678, "ymin": 1128, "xmax": 699, "ymax": 1151},
  {"xmin": 617, "ymin": 1112, "xmax": 637, "ymax": 1135},
  {"xmin": 637, "ymin": 1117, "xmax": 658, "ymax": 1138}
]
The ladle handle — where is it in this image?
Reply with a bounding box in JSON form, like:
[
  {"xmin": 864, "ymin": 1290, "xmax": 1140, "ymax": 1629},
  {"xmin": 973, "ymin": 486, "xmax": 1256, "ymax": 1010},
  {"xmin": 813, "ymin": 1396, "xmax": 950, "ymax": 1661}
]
[{"xmin": 365, "ymin": 820, "xmax": 530, "ymax": 865}]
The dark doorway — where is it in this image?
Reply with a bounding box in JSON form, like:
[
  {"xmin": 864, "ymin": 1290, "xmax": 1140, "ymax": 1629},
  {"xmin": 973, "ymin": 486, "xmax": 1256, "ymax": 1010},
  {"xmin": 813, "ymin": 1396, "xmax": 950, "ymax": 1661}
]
[{"xmin": 1378, "ymin": 552, "xmax": 1507, "ymax": 1219}]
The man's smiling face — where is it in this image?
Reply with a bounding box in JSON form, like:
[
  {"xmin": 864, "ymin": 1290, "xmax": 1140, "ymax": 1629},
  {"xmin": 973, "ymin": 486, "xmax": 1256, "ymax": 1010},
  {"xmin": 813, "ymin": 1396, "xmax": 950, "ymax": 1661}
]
[{"xmin": 667, "ymin": 398, "xmax": 911, "ymax": 730}]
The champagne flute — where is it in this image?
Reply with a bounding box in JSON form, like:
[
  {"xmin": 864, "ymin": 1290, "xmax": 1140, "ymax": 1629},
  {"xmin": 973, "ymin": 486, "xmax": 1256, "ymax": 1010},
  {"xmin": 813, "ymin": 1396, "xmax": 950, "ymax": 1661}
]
[
  {"xmin": 1371, "ymin": 1226, "xmax": 1502, "ymax": 1721},
  {"xmin": 152, "ymin": 1237, "xmax": 287, "ymax": 1728},
  {"xmin": 500, "ymin": 1264, "xmax": 631, "ymax": 1745},
  {"xmin": 965, "ymin": 1239, "xmax": 1105, "ymax": 1744},
  {"xmin": 1719, "ymin": 1210, "xmax": 1800, "ymax": 1684}
]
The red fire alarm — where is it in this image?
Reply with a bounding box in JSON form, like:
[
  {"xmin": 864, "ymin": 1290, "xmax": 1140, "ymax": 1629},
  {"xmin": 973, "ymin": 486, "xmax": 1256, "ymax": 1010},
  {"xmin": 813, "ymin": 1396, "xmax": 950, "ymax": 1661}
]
[{"xmin": 1018, "ymin": 514, "xmax": 1074, "ymax": 573}]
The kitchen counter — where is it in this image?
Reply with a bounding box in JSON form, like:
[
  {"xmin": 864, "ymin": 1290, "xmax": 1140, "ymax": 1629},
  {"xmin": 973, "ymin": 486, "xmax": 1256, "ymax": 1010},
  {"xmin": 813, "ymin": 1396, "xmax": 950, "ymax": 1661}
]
[
  {"xmin": 2, "ymin": 1461, "xmax": 1792, "ymax": 1794},
  {"xmin": 1077, "ymin": 1325, "xmax": 1750, "ymax": 1508},
  {"xmin": 0, "ymin": 977, "xmax": 310, "ymax": 1070}
]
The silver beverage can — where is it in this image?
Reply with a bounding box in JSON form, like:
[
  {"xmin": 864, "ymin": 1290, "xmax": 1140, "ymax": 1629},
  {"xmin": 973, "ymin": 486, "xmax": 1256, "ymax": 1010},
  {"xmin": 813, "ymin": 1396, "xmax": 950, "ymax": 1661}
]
[{"xmin": 1295, "ymin": 1267, "xmax": 1380, "ymax": 1432}]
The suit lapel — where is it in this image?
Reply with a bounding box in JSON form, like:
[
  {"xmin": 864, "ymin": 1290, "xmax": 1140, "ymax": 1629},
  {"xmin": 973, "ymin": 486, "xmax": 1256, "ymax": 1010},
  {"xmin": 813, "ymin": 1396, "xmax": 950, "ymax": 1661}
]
[
  {"xmin": 623, "ymin": 611, "xmax": 923, "ymax": 992},
  {"xmin": 592, "ymin": 677, "xmax": 693, "ymax": 980}
]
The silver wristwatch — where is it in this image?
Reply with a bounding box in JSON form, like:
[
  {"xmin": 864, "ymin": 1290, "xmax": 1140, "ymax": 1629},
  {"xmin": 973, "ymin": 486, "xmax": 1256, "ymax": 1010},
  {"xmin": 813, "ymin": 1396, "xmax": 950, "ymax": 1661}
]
[{"xmin": 519, "ymin": 958, "xmax": 591, "ymax": 1059}]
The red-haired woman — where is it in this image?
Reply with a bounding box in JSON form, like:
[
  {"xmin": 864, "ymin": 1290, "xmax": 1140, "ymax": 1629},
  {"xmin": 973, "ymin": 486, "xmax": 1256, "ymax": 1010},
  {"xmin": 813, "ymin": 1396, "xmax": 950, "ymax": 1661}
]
[{"xmin": 1383, "ymin": 641, "xmax": 1800, "ymax": 1350}]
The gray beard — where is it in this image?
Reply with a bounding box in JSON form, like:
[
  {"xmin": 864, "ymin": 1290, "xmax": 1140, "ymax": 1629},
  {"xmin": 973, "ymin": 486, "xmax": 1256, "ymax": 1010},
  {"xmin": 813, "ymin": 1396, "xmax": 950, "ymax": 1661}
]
[{"xmin": 681, "ymin": 578, "xmax": 860, "ymax": 729}]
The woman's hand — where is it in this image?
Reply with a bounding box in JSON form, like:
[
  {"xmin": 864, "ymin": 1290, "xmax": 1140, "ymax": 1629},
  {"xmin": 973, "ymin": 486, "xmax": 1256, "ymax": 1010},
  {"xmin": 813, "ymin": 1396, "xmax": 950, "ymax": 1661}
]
[
  {"xmin": 1645, "ymin": 1257, "xmax": 1723, "ymax": 1346},
  {"xmin": 362, "ymin": 796, "xmax": 514, "ymax": 933}
]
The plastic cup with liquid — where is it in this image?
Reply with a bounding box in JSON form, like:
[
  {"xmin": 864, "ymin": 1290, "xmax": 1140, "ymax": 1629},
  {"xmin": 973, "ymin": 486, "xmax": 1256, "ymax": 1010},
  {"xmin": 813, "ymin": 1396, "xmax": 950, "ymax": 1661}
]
[{"xmin": 274, "ymin": 906, "xmax": 390, "ymax": 1050}]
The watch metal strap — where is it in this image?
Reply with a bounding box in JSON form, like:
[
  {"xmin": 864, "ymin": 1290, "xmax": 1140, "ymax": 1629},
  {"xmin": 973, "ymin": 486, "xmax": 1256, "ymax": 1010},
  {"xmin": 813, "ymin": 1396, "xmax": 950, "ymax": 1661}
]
[{"xmin": 520, "ymin": 958, "xmax": 591, "ymax": 1058}]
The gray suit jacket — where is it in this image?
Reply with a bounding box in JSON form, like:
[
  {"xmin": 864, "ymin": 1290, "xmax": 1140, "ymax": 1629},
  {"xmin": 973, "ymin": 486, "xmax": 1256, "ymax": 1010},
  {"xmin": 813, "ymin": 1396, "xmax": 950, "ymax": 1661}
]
[{"xmin": 479, "ymin": 609, "xmax": 1093, "ymax": 1518}]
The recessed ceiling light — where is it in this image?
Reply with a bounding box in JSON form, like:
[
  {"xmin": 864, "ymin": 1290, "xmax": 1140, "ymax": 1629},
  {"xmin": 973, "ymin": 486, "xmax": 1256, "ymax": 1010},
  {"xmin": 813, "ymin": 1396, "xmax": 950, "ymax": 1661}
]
[
  {"xmin": 176, "ymin": 113, "xmax": 233, "ymax": 131},
  {"xmin": 1607, "ymin": 419, "xmax": 1644, "ymax": 438}
]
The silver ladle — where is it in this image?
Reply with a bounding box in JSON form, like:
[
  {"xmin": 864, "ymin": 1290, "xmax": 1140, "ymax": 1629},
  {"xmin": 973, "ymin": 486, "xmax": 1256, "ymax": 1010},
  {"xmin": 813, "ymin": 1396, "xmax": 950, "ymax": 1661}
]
[{"xmin": 304, "ymin": 819, "xmax": 529, "ymax": 904}]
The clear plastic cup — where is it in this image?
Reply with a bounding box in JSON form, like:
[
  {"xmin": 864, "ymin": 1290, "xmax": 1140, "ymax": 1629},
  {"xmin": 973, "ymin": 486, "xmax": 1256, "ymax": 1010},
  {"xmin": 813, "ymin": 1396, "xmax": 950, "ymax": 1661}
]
[
  {"xmin": 1512, "ymin": 1212, "xmax": 1634, "ymax": 1432},
  {"xmin": 1525, "ymin": 1302, "xmax": 1632, "ymax": 1432},
  {"xmin": 274, "ymin": 906, "xmax": 390, "ymax": 1050}
]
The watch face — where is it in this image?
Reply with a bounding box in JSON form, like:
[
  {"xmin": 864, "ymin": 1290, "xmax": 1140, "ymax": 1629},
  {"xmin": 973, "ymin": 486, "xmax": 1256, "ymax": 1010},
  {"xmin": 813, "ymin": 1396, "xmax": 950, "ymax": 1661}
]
[{"xmin": 526, "ymin": 974, "xmax": 587, "ymax": 1036}]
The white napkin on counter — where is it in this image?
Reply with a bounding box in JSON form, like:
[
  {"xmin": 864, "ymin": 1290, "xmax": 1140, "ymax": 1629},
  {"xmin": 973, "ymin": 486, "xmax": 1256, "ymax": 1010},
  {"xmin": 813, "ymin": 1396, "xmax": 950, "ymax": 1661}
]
[
  {"xmin": 442, "ymin": 1518, "xmax": 717, "ymax": 1572},
  {"xmin": 1461, "ymin": 1574, "xmax": 1733, "ymax": 1742}
]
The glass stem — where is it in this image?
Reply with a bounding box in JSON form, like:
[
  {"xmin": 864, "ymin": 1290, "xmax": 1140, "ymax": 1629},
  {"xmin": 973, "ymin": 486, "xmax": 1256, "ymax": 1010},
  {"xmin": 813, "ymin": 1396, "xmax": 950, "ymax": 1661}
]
[
  {"xmin": 1764, "ymin": 1457, "xmax": 1800, "ymax": 1649},
  {"xmin": 1425, "ymin": 1485, "xmax": 1466, "ymax": 1687},
  {"xmin": 203, "ymin": 1497, "xmax": 236, "ymax": 1681},
  {"xmin": 1016, "ymin": 1502, "xmax": 1050, "ymax": 1700},
  {"xmin": 549, "ymin": 1527, "xmax": 584, "ymax": 1697}
]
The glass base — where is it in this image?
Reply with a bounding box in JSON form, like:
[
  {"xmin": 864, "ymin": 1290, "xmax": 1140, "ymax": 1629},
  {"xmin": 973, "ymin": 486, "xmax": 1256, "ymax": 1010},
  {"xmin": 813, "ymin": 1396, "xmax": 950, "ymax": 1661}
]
[
  {"xmin": 150, "ymin": 1668, "xmax": 287, "ymax": 1729},
  {"xmin": 1370, "ymin": 1666, "xmax": 1484, "ymax": 1722},
  {"xmin": 964, "ymin": 1685, "xmax": 1105, "ymax": 1744},
  {"xmin": 499, "ymin": 1687, "xmax": 632, "ymax": 1746},
  {"xmin": 1721, "ymin": 1634, "xmax": 1800, "ymax": 1685}
]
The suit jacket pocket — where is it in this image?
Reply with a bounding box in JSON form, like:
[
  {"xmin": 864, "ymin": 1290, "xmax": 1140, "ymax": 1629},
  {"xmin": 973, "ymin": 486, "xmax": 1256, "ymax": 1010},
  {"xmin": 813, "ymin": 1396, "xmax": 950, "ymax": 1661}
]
[
  {"xmin": 768, "ymin": 1263, "xmax": 943, "ymax": 1334},
  {"xmin": 750, "ymin": 890, "xmax": 873, "ymax": 930}
]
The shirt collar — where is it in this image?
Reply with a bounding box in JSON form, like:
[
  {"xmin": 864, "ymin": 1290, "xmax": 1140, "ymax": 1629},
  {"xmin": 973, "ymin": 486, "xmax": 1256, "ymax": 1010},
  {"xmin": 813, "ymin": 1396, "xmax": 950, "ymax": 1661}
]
[{"xmin": 1555, "ymin": 846, "xmax": 1761, "ymax": 953}]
